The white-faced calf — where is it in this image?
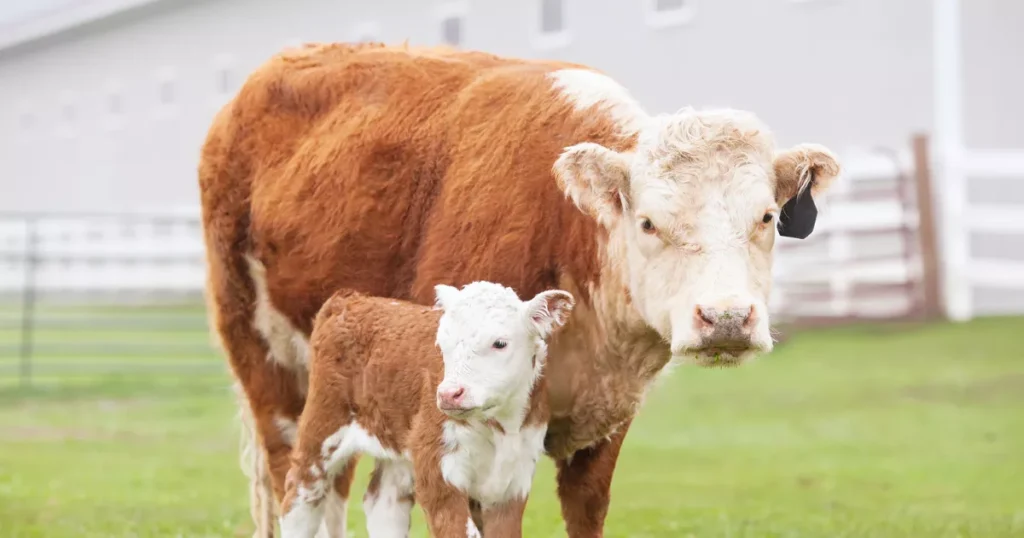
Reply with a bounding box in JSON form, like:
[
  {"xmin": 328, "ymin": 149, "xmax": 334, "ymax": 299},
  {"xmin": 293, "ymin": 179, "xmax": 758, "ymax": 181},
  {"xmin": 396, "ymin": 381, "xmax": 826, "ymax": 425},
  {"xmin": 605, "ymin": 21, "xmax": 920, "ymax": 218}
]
[{"xmin": 279, "ymin": 281, "xmax": 575, "ymax": 538}]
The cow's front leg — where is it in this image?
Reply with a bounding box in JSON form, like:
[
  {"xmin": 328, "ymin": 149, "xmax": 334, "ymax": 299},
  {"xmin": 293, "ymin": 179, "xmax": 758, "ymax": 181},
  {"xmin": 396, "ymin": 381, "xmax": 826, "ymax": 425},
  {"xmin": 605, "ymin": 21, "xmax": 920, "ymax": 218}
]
[
  {"xmin": 555, "ymin": 418, "xmax": 633, "ymax": 538},
  {"xmin": 480, "ymin": 497, "xmax": 528, "ymax": 537}
]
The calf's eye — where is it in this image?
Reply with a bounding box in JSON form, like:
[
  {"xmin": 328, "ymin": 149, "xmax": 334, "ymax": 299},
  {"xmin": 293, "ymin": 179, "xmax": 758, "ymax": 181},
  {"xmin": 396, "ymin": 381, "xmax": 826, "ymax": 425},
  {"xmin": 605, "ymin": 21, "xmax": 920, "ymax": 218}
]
[
  {"xmin": 492, "ymin": 340, "xmax": 507, "ymax": 350},
  {"xmin": 640, "ymin": 218, "xmax": 656, "ymax": 234},
  {"xmin": 761, "ymin": 213, "xmax": 773, "ymax": 224}
]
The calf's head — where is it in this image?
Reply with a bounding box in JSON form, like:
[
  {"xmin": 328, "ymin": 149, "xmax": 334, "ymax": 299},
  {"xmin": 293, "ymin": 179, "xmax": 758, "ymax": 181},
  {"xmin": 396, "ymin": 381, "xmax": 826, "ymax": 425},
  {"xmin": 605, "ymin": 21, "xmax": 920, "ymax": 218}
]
[
  {"xmin": 554, "ymin": 108, "xmax": 840, "ymax": 367},
  {"xmin": 433, "ymin": 281, "xmax": 574, "ymax": 419}
]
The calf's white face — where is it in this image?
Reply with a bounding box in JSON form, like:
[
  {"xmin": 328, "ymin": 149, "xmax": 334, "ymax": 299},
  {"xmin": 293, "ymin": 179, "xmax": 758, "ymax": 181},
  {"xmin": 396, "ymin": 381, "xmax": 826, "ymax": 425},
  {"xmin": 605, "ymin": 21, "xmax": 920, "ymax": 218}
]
[
  {"xmin": 554, "ymin": 108, "xmax": 840, "ymax": 367},
  {"xmin": 433, "ymin": 281, "xmax": 574, "ymax": 418}
]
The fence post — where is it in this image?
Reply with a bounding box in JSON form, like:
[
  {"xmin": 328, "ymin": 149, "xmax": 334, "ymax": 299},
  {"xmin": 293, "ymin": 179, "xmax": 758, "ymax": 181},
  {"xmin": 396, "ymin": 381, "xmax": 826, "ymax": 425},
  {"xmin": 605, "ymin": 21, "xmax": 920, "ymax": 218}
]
[
  {"xmin": 19, "ymin": 218, "xmax": 38, "ymax": 388},
  {"xmin": 933, "ymin": 0, "xmax": 972, "ymax": 321},
  {"xmin": 911, "ymin": 134, "xmax": 944, "ymax": 320}
]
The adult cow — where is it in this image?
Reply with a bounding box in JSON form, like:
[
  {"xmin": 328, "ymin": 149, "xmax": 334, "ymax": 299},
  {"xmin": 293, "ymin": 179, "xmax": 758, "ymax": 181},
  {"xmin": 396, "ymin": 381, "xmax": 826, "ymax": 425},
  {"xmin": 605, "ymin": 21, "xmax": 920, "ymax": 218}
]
[{"xmin": 199, "ymin": 42, "xmax": 839, "ymax": 537}]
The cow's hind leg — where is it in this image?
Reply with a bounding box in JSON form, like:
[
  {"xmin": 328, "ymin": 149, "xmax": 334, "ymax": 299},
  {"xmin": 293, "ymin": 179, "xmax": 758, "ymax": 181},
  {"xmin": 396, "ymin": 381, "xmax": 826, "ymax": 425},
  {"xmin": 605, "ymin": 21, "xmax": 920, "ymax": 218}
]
[
  {"xmin": 363, "ymin": 460, "xmax": 415, "ymax": 538},
  {"xmin": 205, "ymin": 257, "xmax": 308, "ymax": 537},
  {"xmin": 555, "ymin": 419, "xmax": 633, "ymax": 538}
]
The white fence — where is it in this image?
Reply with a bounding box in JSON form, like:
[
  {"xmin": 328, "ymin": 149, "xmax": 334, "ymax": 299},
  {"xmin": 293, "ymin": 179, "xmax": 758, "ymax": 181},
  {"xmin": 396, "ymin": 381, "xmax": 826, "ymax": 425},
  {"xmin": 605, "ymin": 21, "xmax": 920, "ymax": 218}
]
[
  {"xmin": 769, "ymin": 146, "xmax": 923, "ymax": 323},
  {"xmin": 951, "ymin": 149, "xmax": 1024, "ymax": 316},
  {"xmin": 770, "ymin": 142, "xmax": 1024, "ymax": 323},
  {"xmin": 0, "ymin": 209, "xmax": 205, "ymax": 296},
  {"xmin": 1, "ymin": 145, "xmax": 1022, "ymax": 321}
]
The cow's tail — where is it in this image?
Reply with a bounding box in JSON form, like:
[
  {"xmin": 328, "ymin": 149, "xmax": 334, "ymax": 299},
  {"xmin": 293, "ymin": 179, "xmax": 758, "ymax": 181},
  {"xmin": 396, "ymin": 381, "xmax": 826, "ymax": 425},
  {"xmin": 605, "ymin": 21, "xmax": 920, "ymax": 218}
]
[{"xmin": 235, "ymin": 381, "xmax": 277, "ymax": 538}]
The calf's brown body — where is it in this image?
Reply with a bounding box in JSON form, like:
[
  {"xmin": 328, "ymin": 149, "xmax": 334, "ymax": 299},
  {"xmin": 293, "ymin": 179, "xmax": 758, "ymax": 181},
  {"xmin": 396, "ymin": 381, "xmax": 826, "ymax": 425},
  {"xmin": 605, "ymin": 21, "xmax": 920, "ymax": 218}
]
[{"xmin": 282, "ymin": 290, "xmax": 547, "ymax": 537}]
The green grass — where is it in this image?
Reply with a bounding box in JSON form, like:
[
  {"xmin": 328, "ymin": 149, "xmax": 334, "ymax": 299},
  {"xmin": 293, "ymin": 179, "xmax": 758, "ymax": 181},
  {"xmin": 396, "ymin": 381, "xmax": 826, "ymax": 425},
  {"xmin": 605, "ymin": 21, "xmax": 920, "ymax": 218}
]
[{"xmin": 1, "ymin": 316, "xmax": 1023, "ymax": 537}]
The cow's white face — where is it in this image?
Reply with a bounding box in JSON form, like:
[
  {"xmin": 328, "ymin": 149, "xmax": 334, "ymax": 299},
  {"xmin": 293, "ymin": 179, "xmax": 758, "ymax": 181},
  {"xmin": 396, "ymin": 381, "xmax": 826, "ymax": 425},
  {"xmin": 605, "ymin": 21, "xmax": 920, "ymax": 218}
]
[
  {"xmin": 433, "ymin": 281, "xmax": 574, "ymax": 418},
  {"xmin": 554, "ymin": 108, "xmax": 839, "ymax": 367}
]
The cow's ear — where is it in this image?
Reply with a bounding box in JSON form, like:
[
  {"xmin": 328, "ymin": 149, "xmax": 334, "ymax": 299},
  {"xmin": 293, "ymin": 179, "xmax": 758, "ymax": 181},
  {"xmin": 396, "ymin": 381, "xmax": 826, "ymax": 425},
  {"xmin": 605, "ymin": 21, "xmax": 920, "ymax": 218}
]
[
  {"xmin": 524, "ymin": 289, "xmax": 575, "ymax": 339},
  {"xmin": 553, "ymin": 142, "xmax": 632, "ymax": 228},
  {"xmin": 433, "ymin": 284, "xmax": 460, "ymax": 311},
  {"xmin": 773, "ymin": 144, "xmax": 840, "ymax": 239}
]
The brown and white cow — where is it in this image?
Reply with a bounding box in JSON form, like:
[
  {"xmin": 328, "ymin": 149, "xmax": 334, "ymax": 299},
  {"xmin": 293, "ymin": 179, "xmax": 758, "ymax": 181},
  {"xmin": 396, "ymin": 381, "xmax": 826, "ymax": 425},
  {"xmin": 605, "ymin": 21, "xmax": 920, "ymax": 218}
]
[
  {"xmin": 198, "ymin": 42, "xmax": 839, "ymax": 537},
  {"xmin": 280, "ymin": 281, "xmax": 573, "ymax": 538}
]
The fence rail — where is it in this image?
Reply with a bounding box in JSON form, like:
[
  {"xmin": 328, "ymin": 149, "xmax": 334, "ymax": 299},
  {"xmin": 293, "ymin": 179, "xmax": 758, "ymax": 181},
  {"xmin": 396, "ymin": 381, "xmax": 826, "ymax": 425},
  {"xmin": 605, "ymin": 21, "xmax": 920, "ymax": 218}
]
[{"xmin": 0, "ymin": 210, "xmax": 213, "ymax": 389}]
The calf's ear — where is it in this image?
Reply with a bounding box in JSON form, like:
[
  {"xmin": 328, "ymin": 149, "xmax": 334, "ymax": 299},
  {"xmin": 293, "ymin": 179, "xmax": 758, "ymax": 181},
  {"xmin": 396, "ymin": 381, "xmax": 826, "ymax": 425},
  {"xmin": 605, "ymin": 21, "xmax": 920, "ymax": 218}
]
[
  {"xmin": 772, "ymin": 143, "xmax": 841, "ymax": 239},
  {"xmin": 524, "ymin": 290, "xmax": 576, "ymax": 339},
  {"xmin": 433, "ymin": 284, "xmax": 461, "ymax": 310},
  {"xmin": 553, "ymin": 143, "xmax": 632, "ymax": 228}
]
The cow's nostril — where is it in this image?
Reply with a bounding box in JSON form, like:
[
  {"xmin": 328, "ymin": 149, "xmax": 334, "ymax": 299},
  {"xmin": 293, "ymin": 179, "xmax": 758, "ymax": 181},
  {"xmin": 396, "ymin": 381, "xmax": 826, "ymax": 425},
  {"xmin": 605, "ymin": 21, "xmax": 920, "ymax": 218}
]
[
  {"xmin": 695, "ymin": 306, "xmax": 715, "ymax": 327},
  {"xmin": 451, "ymin": 387, "xmax": 464, "ymax": 399}
]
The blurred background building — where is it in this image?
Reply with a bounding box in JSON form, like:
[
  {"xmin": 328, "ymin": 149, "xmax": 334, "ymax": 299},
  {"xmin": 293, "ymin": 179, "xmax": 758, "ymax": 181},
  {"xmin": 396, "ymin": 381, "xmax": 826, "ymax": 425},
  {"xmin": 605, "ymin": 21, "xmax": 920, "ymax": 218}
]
[{"xmin": 0, "ymin": 0, "xmax": 1022, "ymax": 381}]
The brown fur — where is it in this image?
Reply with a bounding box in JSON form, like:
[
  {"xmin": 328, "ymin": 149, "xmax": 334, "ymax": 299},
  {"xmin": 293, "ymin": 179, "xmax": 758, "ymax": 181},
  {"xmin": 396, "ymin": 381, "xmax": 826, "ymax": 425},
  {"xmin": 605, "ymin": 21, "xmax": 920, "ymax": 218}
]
[
  {"xmin": 201, "ymin": 42, "xmax": 658, "ymax": 536},
  {"xmin": 281, "ymin": 290, "xmax": 549, "ymax": 536}
]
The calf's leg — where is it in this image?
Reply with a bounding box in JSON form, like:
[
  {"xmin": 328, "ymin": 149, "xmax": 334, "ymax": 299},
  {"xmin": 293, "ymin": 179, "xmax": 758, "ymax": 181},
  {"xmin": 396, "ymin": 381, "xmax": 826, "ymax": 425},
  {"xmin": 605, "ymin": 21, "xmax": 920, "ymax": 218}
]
[
  {"xmin": 412, "ymin": 448, "xmax": 478, "ymax": 538},
  {"xmin": 555, "ymin": 419, "xmax": 633, "ymax": 538},
  {"xmin": 363, "ymin": 460, "xmax": 416, "ymax": 537},
  {"xmin": 279, "ymin": 368, "xmax": 360, "ymax": 537}
]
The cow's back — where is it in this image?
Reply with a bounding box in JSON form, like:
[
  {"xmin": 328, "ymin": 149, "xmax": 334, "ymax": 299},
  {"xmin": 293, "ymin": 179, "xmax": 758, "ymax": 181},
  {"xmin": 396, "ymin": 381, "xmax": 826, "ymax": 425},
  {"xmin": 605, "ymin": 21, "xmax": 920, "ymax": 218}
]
[{"xmin": 201, "ymin": 42, "xmax": 624, "ymax": 335}]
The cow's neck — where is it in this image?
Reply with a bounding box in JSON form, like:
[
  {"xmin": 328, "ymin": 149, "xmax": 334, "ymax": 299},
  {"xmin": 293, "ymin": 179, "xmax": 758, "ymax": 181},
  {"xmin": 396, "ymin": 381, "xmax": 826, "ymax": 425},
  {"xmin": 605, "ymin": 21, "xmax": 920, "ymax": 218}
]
[
  {"xmin": 590, "ymin": 233, "xmax": 671, "ymax": 378},
  {"xmin": 547, "ymin": 232, "xmax": 670, "ymax": 410}
]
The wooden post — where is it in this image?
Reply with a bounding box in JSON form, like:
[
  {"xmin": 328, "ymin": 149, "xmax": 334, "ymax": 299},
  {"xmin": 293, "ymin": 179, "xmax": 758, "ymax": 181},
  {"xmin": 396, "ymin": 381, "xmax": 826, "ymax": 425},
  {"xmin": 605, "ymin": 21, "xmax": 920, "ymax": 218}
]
[{"xmin": 911, "ymin": 134, "xmax": 944, "ymax": 320}]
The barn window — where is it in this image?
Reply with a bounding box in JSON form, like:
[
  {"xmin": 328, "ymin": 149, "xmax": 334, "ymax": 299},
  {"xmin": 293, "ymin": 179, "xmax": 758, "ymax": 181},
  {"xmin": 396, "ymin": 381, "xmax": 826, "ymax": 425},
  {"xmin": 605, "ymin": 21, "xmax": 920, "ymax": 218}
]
[
  {"xmin": 217, "ymin": 66, "xmax": 232, "ymax": 94},
  {"xmin": 19, "ymin": 112, "xmax": 34, "ymax": 131},
  {"xmin": 540, "ymin": 0, "xmax": 564, "ymax": 34},
  {"xmin": 644, "ymin": 0, "xmax": 696, "ymax": 28},
  {"xmin": 442, "ymin": 16, "xmax": 461, "ymax": 45},
  {"xmin": 159, "ymin": 79, "xmax": 174, "ymax": 104},
  {"xmin": 152, "ymin": 67, "xmax": 179, "ymax": 119},
  {"xmin": 352, "ymin": 21, "xmax": 381, "ymax": 43},
  {"xmin": 61, "ymin": 102, "xmax": 75, "ymax": 123},
  {"xmin": 108, "ymin": 92, "xmax": 122, "ymax": 115},
  {"xmin": 655, "ymin": 0, "xmax": 686, "ymax": 10},
  {"xmin": 532, "ymin": 0, "xmax": 570, "ymax": 50},
  {"xmin": 56, "ymin": 95, "xmax": 78, "ymax": 138},
  {"xmin": 436, "ymin": 2, "xmax": 468, "ymax": 47}
]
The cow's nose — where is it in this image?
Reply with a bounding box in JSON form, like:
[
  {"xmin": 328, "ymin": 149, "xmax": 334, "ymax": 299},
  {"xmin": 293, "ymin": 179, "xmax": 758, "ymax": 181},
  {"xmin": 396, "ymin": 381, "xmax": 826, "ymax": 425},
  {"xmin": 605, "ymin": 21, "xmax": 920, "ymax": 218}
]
[
  {"xmin": 693, "ymin": 304, "xmax": 756, "ymax": 348},
  {"xmin": 436, "ymin": 386, "xmax": 466, "ymax": 410}
]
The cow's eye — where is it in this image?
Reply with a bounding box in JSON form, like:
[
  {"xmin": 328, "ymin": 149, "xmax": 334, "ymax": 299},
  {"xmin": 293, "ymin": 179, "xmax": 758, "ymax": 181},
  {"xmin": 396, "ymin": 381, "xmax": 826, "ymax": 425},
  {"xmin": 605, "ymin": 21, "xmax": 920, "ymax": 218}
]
[
  {"xmin": 492, "ymin": 339, "xmax": 507, "ymax": 350},
  {"xmin": 761, "ymin": 213, "xmax": 774, "ymax": 224},
  {"xmin": 640, "ymin": 218, "xmax": 656, "ymax": 234}
]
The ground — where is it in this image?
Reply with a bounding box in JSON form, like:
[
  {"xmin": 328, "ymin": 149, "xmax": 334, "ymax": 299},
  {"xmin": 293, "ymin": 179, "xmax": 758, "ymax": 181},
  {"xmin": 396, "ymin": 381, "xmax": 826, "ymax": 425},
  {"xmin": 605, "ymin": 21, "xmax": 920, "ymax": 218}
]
[{"xmin": 1, "ymin": 313, "xmax": 1022, "ymax": 537}]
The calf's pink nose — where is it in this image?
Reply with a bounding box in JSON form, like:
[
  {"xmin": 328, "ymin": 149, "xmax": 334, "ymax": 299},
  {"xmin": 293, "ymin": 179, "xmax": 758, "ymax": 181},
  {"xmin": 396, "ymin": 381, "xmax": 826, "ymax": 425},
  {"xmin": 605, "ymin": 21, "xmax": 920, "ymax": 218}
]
[{"xmin": 437, "ymin": 386, "xmax": 466, "ymax": 409}]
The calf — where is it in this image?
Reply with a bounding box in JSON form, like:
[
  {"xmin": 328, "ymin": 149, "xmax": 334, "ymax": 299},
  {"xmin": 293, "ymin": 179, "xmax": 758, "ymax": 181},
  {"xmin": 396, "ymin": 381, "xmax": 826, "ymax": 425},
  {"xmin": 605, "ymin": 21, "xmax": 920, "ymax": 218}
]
[{"xmin": 279, "ymin": 281, "xmax": 575, "ymax": 537}]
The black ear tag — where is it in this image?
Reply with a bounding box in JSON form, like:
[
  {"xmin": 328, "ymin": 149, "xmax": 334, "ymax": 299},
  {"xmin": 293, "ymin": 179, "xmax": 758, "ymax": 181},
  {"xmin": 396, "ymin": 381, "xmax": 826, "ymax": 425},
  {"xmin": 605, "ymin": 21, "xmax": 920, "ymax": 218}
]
[{"xmin": 777, "ymin": 190, "xmax": 817, "ymax": 239}]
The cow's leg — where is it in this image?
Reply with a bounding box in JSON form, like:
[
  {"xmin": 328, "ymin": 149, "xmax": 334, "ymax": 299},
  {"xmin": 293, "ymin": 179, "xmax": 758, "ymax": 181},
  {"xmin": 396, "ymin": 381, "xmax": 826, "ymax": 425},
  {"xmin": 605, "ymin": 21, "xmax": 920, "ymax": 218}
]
[
  {"xmin": 555, "ymin": 419, "xmax": 633, "ymax": 538},
  {"xmin": 235, "ymin": 382, "xmax": 278, "ymax": 538},
  {"xmin": 363, "ymin": 460, "xmax": 416, "ymax": 538},
  {"xmin": 206, "ymin": 260, "xmax": 308, "ymax": 536},
  {"xmin": 480, "ymin": 498, "xmax": 528, "ymax": 537},
  {"xmin": 468, "ymin": 500, "xmax": 485, "ymax": 535}
]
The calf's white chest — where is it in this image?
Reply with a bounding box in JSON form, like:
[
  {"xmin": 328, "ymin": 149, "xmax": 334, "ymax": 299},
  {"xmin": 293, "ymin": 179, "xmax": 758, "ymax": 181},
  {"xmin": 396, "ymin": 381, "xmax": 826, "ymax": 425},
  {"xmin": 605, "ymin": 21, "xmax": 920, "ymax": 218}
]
[{"xmin": 439, "ymin": 420, "xmax": 547, "ymax": 506}]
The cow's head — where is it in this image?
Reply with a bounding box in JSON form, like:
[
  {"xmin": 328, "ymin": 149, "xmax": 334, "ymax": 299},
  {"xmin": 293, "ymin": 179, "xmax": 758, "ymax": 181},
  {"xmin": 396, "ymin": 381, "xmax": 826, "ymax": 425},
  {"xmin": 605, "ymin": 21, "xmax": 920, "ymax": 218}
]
[
  {"xmin": 433, "ymin": 281, "xmax": 574, "ymax": 419},
  {"xmin": 554, "ymin": 108, "xmax": 839, "ymax": 367}
]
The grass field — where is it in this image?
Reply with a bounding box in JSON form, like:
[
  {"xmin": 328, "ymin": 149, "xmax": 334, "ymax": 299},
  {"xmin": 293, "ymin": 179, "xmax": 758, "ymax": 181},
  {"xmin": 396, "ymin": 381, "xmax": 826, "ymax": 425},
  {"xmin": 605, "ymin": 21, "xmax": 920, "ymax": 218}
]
[{"xmin": 1, "ymin": 315, "xmax": 1023, "ymax": 537}]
